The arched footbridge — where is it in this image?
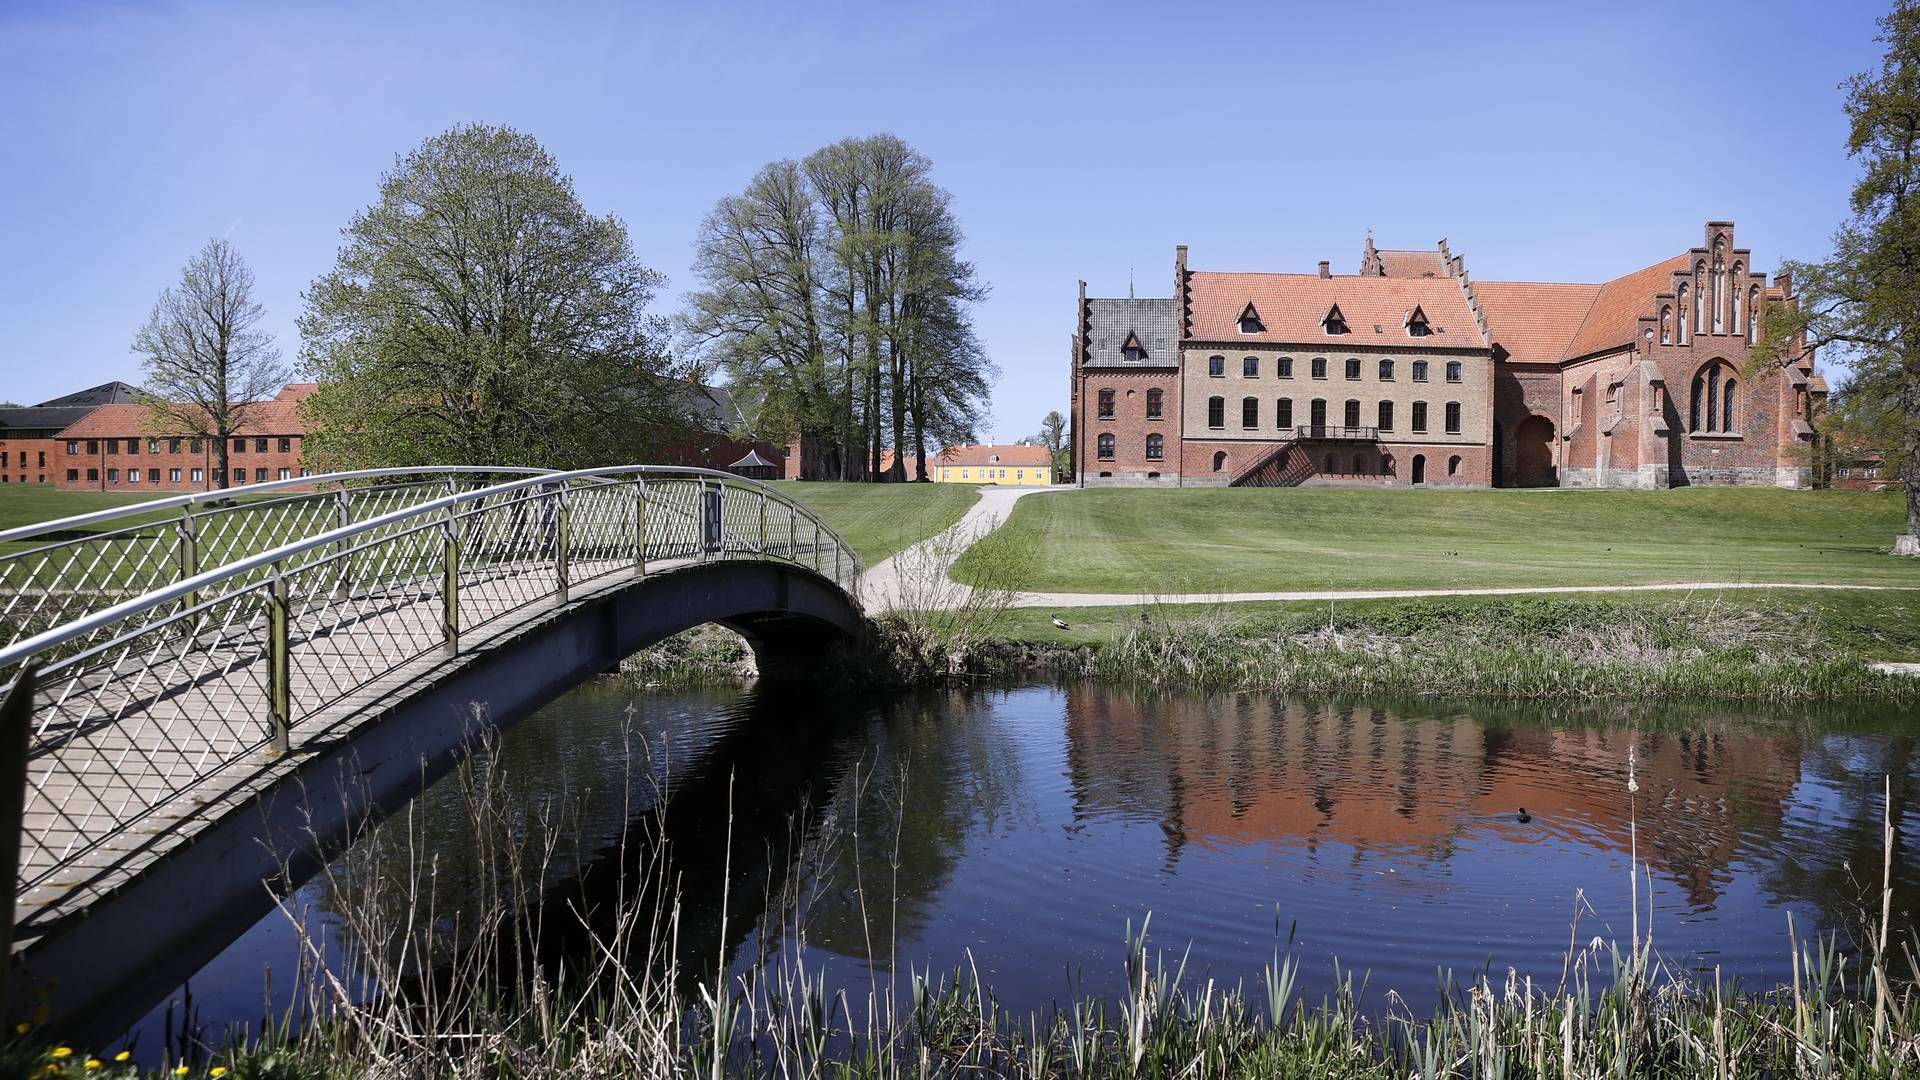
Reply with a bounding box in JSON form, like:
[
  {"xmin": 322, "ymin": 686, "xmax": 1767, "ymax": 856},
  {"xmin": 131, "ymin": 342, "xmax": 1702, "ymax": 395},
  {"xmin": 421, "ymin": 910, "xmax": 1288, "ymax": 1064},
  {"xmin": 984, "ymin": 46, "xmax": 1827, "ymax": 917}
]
[{"xmin": 0, "ymin": 466, "xmax": 863, "ymax": 1040}]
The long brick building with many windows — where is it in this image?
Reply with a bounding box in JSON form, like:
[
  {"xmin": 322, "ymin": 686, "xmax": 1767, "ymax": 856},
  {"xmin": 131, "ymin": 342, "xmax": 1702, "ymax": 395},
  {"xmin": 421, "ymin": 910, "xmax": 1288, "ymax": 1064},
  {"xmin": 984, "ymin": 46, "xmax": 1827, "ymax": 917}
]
[{"xmin": 1070, "ymin": 221, "xmax": 1823, "ymax": 488}]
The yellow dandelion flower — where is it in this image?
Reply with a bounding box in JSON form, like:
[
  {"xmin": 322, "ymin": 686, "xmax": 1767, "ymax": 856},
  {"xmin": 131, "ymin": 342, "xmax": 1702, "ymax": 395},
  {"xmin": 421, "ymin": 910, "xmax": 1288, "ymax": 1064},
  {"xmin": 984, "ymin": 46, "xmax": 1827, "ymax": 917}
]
[
  {"xmin": 210, "ymin": 1069, "xmax": 227, "ymax": 1078},
  {"xmin": 13, "ymin": 1022, "xmax": 28, "ymax": 1035},
  {"xmin": 52, "ymin": 1048, "xmax": 72, "ymax": 1058},
  {"xmin": 173, "ymin": 1066, "xmax": 188, "ymax": 1077},
  {"xmin": 114, "ymin": 1053, "xmax": 130, "ymax": 1062},
  {"xmin": 84, "ymin": 1062, "xmax": 101, "ymax": 1072}
]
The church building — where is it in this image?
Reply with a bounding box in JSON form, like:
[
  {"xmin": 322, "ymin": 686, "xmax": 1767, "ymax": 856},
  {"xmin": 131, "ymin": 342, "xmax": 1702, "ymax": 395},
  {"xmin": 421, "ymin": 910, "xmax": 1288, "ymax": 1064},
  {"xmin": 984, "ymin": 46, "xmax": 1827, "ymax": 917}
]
[{"xmin": 1069, "ymin": 222, "xmax": 1823, "ymax": 488}]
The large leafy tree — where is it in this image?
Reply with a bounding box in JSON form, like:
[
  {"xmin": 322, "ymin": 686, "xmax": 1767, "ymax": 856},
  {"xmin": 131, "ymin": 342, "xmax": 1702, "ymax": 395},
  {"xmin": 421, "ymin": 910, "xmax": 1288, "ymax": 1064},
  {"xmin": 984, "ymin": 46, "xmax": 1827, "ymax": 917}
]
[
  {"xmin": 132, "ymin": 238, "xmax": 288, "ymax": 489},
  {"xmin": 299, "ymin": 124, "xmax": 682, "ymax": 470},
  {"xmin": 683, "ymin": 134, "xmax": 994, "ymax": 481},
  {"xmin": 1767, "ymin": 1, "xmax": 1920, "ymax": 550}
]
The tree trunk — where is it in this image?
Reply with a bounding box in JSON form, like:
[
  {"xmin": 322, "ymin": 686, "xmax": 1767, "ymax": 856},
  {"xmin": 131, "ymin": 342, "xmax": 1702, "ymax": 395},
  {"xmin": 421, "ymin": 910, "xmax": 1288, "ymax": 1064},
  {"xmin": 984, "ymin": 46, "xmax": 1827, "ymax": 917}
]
[
  {"xmin": 214, "ymin": 430, "xmax": 230, "ymax": 490},
  {"xmin": 1904, "ymin": 397, "xmax": 1920, "ymax": 542}
]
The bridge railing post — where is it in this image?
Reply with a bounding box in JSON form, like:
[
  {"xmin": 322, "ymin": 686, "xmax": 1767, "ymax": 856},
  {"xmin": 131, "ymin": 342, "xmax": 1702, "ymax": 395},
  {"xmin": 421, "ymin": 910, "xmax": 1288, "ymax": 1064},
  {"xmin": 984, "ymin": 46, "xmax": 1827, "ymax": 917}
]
[
  {"xmin": 266, "ymin": 573, "xmax": 291, "ymax": 756},
  {"xmin": 554, "ymin": 483, "xmax": 571, "ymax": 606},
  {"xmin": 442, "ymin": 486, "xmax": 460, "ymax": 657},
  {"xmin": 176, "ymin": 504, "xmax": 199, "ymax": 613},
  {"xmin": 634, "ymin": 475, "xmax": 649, "ymax": 578},
  {"xmin": 787, "ymin": 499, "xmax": 797, "ymax": 562},
  {"xmin": 332, "ymin": 484, "xmax": 353, "ymax": 598},
  {"xmin": 758, "ymin": 487, "xmax": 768, "ymax": 557},
  {"xmin": 0, "ymin": 665, "xmax": 33, "ymax": 1023}
]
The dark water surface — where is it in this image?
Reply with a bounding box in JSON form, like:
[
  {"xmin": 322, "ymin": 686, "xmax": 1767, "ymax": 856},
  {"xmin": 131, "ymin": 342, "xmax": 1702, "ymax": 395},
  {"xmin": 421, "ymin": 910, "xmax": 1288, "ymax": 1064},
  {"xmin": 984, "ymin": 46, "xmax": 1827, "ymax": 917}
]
[{"xmin": 136, "ymin": 679, "xmax": 1920, "ymax": 1049}]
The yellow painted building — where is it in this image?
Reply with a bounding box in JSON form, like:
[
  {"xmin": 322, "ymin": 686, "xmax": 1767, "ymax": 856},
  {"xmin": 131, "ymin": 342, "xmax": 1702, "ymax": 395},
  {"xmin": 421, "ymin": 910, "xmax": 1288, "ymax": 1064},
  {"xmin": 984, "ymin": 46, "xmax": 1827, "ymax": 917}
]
[{"xmin": 929, "ymin": 444, "xmax": 1055, "ymax": 486}]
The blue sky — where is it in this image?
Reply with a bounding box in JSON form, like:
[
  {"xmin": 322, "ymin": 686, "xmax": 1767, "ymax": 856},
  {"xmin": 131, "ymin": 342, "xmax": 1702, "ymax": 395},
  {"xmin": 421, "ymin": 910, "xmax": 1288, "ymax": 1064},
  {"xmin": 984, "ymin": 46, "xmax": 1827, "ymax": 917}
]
[{"xmin": 0, "ymin": 0, "xmax": 1889, "ymax": 441}]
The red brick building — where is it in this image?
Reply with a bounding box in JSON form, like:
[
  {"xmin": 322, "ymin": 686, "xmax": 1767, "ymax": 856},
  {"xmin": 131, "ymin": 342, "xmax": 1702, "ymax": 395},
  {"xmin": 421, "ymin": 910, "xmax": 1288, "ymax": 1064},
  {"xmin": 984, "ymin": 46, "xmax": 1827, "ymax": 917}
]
[
  {"xmin": 52, "ymin": 383, "xmax": 315, "ymax": 492},
  {"xmin": 0, "ymin": 381, "xmax": 138, "ymax": 486},
  {"xmin": 1071, "ymin": 222, "xmax": 1822, "ymax": 488}
]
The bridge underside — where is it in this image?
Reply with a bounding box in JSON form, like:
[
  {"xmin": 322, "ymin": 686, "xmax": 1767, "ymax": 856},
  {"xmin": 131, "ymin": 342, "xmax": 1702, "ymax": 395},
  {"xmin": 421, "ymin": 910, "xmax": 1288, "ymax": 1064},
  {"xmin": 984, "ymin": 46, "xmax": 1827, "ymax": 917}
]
[{"xmin": 10, "ymin": 561, "xmax": 862, "ymax": 1043}]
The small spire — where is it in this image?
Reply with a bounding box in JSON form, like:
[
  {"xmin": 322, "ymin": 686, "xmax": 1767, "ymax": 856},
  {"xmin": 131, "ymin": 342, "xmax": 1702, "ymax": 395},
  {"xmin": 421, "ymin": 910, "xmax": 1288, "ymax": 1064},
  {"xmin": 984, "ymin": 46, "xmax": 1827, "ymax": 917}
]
[{"xmin": 1129, "ymin": 265, "xmax": 1135, "ymax": 300}]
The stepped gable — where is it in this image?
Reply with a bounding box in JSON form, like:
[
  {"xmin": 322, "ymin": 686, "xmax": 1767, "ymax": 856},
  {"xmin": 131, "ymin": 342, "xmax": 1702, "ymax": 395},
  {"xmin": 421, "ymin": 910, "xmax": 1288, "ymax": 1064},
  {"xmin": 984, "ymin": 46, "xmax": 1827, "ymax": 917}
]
[
  {"xmin": 1470, "ymin": 281, "xmax": 1604, "ymax": 363},
  {"xmin": 1186, "ymin": 271, "xmax": 1478, "ymax": 344},
  {"xmin": 1083, "ymin": 297, "xmax": 1178, "ymax": 367}
]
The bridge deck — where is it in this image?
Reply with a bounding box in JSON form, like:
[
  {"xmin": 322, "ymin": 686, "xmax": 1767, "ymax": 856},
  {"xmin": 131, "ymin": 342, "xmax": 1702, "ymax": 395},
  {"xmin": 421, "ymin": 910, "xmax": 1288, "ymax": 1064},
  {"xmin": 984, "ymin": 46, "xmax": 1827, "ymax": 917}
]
[{"xmin": 15, "ymin": 555, "xmax": 713, "ymax": 946}]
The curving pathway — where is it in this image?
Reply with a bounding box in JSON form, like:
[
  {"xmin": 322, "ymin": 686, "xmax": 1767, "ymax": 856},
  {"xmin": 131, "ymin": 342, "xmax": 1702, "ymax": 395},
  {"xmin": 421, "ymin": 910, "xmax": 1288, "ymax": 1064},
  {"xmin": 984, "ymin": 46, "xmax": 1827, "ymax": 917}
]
[{"xmin": 862, "ymin": 486, "xmax": 1920, "ymax": 612}]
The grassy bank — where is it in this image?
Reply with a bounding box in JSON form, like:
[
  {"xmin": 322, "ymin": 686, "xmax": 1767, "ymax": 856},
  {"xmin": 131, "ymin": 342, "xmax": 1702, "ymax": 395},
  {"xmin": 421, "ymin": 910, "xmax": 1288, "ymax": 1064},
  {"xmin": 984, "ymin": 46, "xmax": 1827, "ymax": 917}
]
[
  {"xmin": 775, "ymin": 479, "xmax": 978, "ymax": 565},
  {"xmin": 935, "ymin": 590, "xmax": 1920, "ymax": 703},
  {"xmin": 957, "ymin": 487, "xmax": 1920, "ymax": 592}
]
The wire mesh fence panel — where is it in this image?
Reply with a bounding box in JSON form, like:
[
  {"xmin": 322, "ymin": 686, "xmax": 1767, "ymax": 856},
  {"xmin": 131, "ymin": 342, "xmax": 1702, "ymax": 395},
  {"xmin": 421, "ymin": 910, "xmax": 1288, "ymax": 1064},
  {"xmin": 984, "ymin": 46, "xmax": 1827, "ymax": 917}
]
[
  {"xmin": 5, "ymin": 465, "xmax": 860, "ymax": 913},
  {"xmin": 20, "ymin": 583, "xmax": 276, "ymax": 894}
]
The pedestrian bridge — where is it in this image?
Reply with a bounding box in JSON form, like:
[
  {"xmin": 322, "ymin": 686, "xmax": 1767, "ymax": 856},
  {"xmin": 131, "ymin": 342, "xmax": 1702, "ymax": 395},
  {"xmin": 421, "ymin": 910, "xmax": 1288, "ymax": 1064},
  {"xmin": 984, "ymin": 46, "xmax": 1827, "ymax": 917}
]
[{"xmin": 0, "ymin": 466, "xmax": 863, "ymax": 1039}]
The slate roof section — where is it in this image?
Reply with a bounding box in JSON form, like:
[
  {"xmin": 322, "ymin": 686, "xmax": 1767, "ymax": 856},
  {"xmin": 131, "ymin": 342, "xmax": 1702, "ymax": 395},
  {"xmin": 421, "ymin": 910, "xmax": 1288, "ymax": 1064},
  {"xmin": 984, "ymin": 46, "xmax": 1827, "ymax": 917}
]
[
  {"xmin": 1471, "ymin": 281, "xmax": 1604, "ymax": 363},
  {"xmin": 0, "ymin": 406, "xmax": 99, "ymax": 436},
  {"xmin": 1084, "ymin": 298, "xmax": 1178, "ymax": 367},
  {"xmin": 1, "ymin": 382, "xmax": 143, "ymax": 437},
  {"xmin": 36, "ymin": 381, "xmax": 139, "ymax": 408},
  {"xmin": 1186, "ymin": 272, "xmax": 1479, "ymax": 346}
]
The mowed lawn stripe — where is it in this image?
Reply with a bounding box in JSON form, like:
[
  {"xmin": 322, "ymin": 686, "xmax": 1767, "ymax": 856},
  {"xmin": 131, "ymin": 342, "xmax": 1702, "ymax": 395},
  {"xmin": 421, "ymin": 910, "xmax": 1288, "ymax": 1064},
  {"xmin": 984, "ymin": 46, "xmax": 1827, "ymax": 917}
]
[
  {"xmin": 776, "ymin": 480, "xmax": 981, "ymax": 566},
  {"xmin": 957, "ymin": 487, "xmax": 1920, "ymax": 592}
]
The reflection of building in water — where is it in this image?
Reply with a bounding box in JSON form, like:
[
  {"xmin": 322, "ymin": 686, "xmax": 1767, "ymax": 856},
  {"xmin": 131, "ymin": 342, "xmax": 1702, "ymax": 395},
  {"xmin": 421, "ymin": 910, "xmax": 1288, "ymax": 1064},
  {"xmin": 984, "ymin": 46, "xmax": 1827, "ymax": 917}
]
[{"xmin": 1062, "ymin": 688, "xmax": 1802, "ymax": 907}]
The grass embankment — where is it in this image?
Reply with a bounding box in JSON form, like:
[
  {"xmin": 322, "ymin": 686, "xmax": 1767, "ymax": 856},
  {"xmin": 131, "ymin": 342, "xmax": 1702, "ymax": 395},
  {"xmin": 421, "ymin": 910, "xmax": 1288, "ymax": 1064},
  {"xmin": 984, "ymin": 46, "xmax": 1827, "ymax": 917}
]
[
  {"xmin": 776, "ymin": 480, "xmax": 979, "ymax": 565},
  {"xmin": 958, "ymin": 487, "xmax": 1920, "ymax": 592},
  {"xmin": 959, "ymin": 591, "xmax": 1920, "ymax": 703},
  {"xmin": 0, "ymin": 487, "xmax": 169, "ymax": 554}
]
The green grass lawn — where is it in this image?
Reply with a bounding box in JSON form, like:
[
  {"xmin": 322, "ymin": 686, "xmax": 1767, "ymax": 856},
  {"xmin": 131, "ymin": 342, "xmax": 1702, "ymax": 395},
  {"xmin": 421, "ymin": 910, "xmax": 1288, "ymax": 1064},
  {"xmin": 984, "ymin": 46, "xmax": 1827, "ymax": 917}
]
[
  {"xmin": 957, "ymin": 487, "xmax": 1920, "ymax": 593},
  {"xmin": 0, "ymin": 485, "xmax": 171, "ymax": 534},
  {"xmin": 775, "ymin": 480, "xmax": 980, "ymax": 565}
]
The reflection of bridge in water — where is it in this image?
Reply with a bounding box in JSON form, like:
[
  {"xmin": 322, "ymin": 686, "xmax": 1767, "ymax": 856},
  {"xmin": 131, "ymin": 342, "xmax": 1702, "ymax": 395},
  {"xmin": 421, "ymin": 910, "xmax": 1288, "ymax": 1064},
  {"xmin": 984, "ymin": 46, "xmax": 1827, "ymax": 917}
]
[{"xmin": 0, "ymin": 466, "xmax": 864, "ymax": 1040}]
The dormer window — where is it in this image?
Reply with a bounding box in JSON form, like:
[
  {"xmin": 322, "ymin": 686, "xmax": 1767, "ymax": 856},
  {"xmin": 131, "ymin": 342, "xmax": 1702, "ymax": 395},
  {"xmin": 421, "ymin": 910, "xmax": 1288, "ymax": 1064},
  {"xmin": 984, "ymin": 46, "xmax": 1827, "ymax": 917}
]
[
  {"xmin": 1121, "ymin": 330, "xmax": 1144, "ymax": 363},
  {"xmin": 1322, "ymin": 304, "xmax": 1349, "ymax": 336},
  {"xmin": 1238, "ymin": 302, "xmax": 1264, "ymax": 334},
  {"xmin": 1405, "ymin": 306, "xmax": 1431, "ymax": 337}
]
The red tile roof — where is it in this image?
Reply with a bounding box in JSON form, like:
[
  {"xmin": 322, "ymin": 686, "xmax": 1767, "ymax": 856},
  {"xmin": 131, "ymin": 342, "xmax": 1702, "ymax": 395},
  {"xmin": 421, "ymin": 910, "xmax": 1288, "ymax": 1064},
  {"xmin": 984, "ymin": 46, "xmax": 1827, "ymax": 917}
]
[
  {"xmin": 1188, "ymin": 272, "xmax": 1480, "ymax": 346},
  {"xmin": 1558, "ymin": 254, "xmax": 1692, "ymax": 362},
  {"xmin": 935, "ymin": 443, "xmax": 1052, "ymax": 468},
  {"xmin": 1471, "ymin": 281, "xmax": 1604, "ymax": 363},
  {"xmin": 56, "ymin": 391, "xmax": 309, "ymax": 439},
  {"xmin": 1374, "ymin": 250, "xmax": 1447, "ymax": 278},
  {"xmin": 877, "ymin": 449, "xmax": 898, "ymax": 475}
]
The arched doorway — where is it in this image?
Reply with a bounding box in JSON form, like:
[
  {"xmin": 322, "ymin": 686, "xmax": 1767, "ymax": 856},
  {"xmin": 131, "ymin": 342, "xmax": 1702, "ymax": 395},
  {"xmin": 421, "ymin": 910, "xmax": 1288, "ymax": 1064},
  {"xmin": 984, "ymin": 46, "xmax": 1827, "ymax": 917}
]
[
  {"xmin": 1514, "ymin": 415, "xmax": 1556, "ymax": 487},
  {"xmin": 1411, "ymin": 454, "xmax": 1426, "ymax": 485}
]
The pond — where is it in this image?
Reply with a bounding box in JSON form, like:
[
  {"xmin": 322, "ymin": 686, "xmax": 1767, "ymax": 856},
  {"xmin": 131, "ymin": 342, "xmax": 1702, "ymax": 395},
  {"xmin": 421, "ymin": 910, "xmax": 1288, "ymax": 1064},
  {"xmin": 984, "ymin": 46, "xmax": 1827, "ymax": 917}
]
[{"xmin": 133, "ymin": 679, "xmax": 1920, "ymax": 1050}]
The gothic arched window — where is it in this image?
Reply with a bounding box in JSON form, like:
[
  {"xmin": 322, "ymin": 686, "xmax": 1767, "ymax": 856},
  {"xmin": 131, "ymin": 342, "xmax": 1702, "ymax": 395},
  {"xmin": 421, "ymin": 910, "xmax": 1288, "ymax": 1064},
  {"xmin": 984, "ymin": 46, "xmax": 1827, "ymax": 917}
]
[
  {"xmin": 1659, "ymin": 305, "xmax": 1673, "ymax": 345},
  {"xmin": 1676, "ymin": 283, "xmax": 1690, "ymax": 344}
]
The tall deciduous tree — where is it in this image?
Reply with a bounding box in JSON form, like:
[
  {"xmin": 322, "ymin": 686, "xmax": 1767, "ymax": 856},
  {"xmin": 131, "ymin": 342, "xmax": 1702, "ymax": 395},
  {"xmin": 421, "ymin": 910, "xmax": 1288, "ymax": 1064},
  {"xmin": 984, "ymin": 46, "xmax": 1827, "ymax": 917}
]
[
  {"xmin": 684, "ymin": 134, "xmax": 994, "ymax": 482},
  {"xmin": 1038, "ymin": 410, "xmax": 1067, "ymax": 479},
  {"xmin": 132, "ymin": 238, "xmax": 288, "ymax": 489},
  {"xmin": 1765, "ymin": 1, "xmax": 1920, "ymax": 550},
  {"xmin": 300, "ymin": 124, "xmax": 682, "ymax": 470}
]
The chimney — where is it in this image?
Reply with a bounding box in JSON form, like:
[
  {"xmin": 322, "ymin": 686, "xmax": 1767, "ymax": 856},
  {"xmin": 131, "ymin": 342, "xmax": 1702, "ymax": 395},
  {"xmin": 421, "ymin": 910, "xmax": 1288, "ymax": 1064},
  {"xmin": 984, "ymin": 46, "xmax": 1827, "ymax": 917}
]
[
  {"xmin": 1318, "ymin": 260, "xmax": 1331, "ymax": 279},
  {"xmin": 1773, "ymin": 269, "xmax": 1793, "ymax": 298}
]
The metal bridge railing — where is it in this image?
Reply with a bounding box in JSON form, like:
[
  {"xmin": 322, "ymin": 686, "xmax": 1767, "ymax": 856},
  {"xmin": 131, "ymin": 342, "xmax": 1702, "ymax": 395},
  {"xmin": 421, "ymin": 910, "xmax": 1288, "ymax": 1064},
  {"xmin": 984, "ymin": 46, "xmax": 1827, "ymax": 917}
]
[
  {"xmin": 0, "ymin": 466, "xmax": 565, "ymax": 656},
  {"xmin": 0, "ymin": 466, "xmax": 858, "ymax": 917}
]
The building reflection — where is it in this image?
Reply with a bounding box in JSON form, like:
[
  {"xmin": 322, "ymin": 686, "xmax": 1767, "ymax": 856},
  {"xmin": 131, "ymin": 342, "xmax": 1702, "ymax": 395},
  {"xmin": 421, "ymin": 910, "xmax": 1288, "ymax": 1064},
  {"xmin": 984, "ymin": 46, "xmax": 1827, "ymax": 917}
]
[{"xmin": 1062, "ymin": 687, "xmax": 1805, "ymax": 909}]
